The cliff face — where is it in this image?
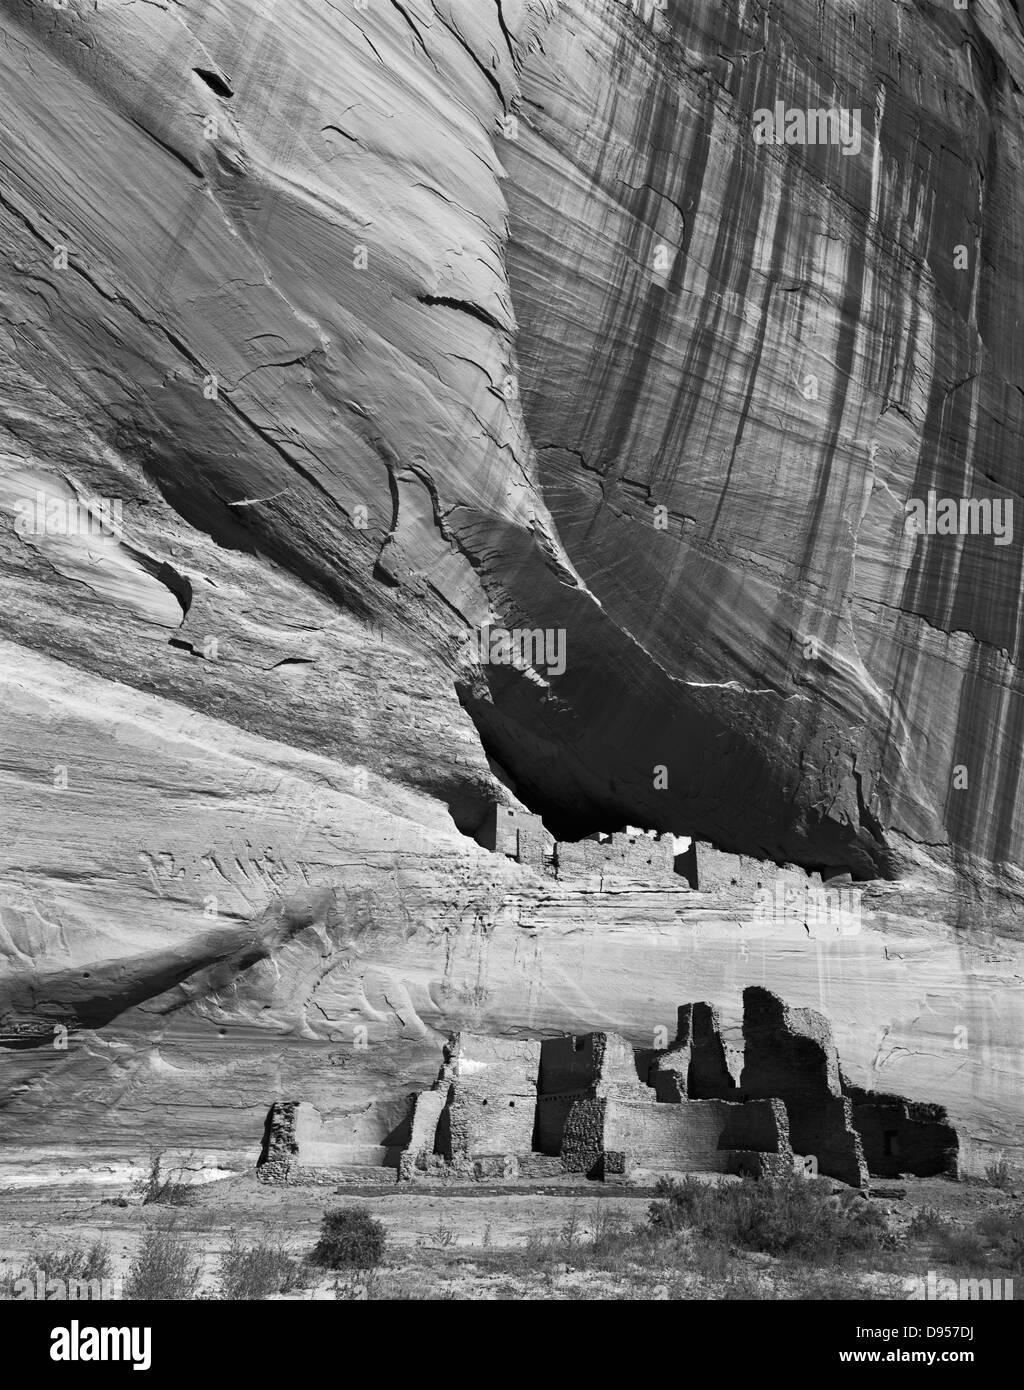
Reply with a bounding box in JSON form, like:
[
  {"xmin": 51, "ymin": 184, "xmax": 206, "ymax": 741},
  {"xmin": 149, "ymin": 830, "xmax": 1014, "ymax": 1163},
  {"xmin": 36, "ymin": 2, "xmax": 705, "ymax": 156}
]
[
  {"xmin": 1, "ymin": 0, "xmax": 1023, "ymax": 1178},
  {"xmin": 495, "ymin": 0, "xmax": 1024, "ymax": 879}
]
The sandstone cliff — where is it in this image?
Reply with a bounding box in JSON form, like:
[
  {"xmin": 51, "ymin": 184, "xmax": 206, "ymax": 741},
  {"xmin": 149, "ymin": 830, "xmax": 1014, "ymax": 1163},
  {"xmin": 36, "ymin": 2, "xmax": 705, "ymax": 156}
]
[{"xmin": 1, "ymin": 0, "xmax": 1022, "ymax": 1179}]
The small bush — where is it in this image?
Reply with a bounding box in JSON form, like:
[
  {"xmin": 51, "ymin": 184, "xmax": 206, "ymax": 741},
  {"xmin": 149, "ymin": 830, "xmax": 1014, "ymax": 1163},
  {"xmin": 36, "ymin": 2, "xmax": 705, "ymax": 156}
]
[
  {"xmin": 785, "ymin": 1266, "xmax": 900, "ymax": 1300},
  {"xmin": 434, "ymin": 1218, "xmax": 456, "ymax": 1248},
  {"xmin": 986, "ymin": 1159, "xmax": 1013, "ymax": 1191},
  {"xmin": 32, "ymin": 1242, "xmax": 112, "ymax": 1285},
  {"xmin": 588, "ymin": 1207, "xmax": 632, "ymax": 1258},
  {"xmin": 933, "ymin": 1228, "xmax": 988, "ymax": 1267},
  {"xmin": 311, "ymin": 1207, "xmax": 386, "ymax": 1270},
  {"xmin": 0, "ymin": 1243, "xmax": 113, "ymax": 1300},
  {"xmin": 133, "ymin": 1155, "xmax": 195, "ymax": 1207},
  {"xmin": 710, "ymin": 1268, "xmax": 771, "ymax": 1300},
  {"xmin": 649, "ymin": 1174, "xmax": 891, "ymax": 1262},
  {"xmin": 970, "ymin": 1212, "xmax": 1024, "ymax": 1274},
  {"xmin": 217, "ymin": 1240, "xmax": 299, "ymax": 1300},
  {"xmin": 559, "ymin": 1207, "xmax": 583, "ymax": 1258},
  {"xmin": 907, "ymin": 1206, "xmax": 946, "ymax": 1237},
  {"xmin": 124, "ymin": 1228, "xmax": 202, "ymax": 1301}
]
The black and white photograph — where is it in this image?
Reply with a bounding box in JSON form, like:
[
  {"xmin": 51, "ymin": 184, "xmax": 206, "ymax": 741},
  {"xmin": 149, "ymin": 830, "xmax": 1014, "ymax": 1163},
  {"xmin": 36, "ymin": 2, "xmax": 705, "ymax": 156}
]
[{"xmin": 0, "ymin": 0, "xmax": 1019, "ymax": 1358}]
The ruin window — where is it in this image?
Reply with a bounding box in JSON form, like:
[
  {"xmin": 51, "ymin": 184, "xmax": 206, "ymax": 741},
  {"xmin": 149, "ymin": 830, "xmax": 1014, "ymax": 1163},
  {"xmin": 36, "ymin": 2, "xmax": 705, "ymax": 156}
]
[
  {"xmin": 509, "ymin": 1101, "xmax": 515, "ymax": 1107},
  {"xmin": 883, "ymin": 1129, "xmax": 900, "ymax": 1157},
  {"xmin": 574, "ymin": 1038, "xmax": 586, "ymax": 1052}
]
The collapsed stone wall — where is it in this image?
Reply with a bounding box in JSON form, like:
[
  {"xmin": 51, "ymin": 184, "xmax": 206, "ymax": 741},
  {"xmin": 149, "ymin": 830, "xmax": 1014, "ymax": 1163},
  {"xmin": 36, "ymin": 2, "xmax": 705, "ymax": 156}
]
[
  {"xmin": 477, "ymin": 811, "xmax": 863, "ymax": 902},
  {"xmin": 691, "ymin": 843, "xmax": 830, "ymax": 897},
  {"xmin": 257, "ymin": 1100, "xmax": 298, "ymax": 1184},
  {"xmin": 537, "ymin": 1032, "xmax": 646, "ymax": 1098},
  {"xmin": 476, "ymin": 805, "xmax": 550, "ymax": 873},
  {"xmin": 403, "ymin": 1089, "xmax": 448, "ymax": 1181},
  {"xmin": 601, "ymin": 1098, "xmax": 790, "ymax": 1178},
  {"xmin": 401, "ymin": 1033, "xmax": 540, "ymax": 1178},
  {"xmin": 262, "ymin": 991, "xmax": 960, "ymax": 1187},
  {"xmin": 740, "ymin": 986, "xmax": 867, "ymax": 1186},
  {"xmin": 534, "ymin": 1094, "xmax": 579, "ymax": 1155},
  {"xmin": 555, "ymin": 832, "xmax": 676, "ymax": 882},
  {"xmin": 649, "ymin": 1002, "xmax": 738, "ymax": 1100},
  {"xmin": 536, "ymin": 1032, "xmax": 606, "ymax": 1095},
  {"xmin": 846, "ymin": 1087, "xmax": 959, "ymax": 1179},
  {"xmin": 257, "ymin": 1101, "xmax": 400, "ymax": 1185},
  {"xmin": 476, "ymin": 808, "xmax": 678, "ymax": 882}
]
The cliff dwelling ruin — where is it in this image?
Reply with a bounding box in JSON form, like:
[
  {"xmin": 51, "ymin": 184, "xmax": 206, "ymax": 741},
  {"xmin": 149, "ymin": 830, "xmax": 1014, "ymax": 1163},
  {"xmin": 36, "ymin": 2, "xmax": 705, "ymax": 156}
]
[
  {"xmin": 258, "ymin": 988, "xmax": 959, "ymax": 1189},
  {"xmin": 474, "ymin": 806, "xmax": 865, "ymax": 913}
]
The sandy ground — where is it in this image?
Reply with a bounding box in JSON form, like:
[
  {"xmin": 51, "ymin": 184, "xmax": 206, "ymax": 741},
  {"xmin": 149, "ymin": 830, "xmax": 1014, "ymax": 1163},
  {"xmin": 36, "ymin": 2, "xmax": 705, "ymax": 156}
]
[{"xmin": 0, "ymin": 1172, "xmax": 1018, "ymax": 1300}]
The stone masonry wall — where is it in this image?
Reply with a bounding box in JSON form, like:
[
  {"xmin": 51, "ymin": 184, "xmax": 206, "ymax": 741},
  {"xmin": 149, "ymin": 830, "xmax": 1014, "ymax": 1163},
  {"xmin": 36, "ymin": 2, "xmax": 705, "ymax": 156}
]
[
  {"xmin": 555, "ymin": 831, "xmax": 676, "ymax": 882},
  {"xmin": 741, "ymin": 987, "xmax": 867, "ymax": 1186},
  {"xmin": 649, "ymin": 1001, "xmax": 737, "ymax": 1100},
  {"xmin": 561, "ymin": 1097, "xmax": 606, "ymax": 1176},
  {"xmin": 256, "ymin": 1100, "xmax": 298, "ymax": 1183},
  {"xmin": 693, "ymin": 842, "xmax": 822, "ymax": 896},
  {"xmin": 601, "ymin": 1098, "xmax": 783, "ymax": 1174},
  {"xmin": 847, "ymin": 1090, "xmax": 959, "ymax": 1178}
]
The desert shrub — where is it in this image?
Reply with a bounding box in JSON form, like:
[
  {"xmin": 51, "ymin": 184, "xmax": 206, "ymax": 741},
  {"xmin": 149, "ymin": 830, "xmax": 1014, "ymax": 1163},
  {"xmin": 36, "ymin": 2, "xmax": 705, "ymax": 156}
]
[
  {"xmin": 966, "ymin": 1212, "xmax": 1024, "ymax": 1274},
  {"xmin": 689, "ymin": 1238, "xmax": 734, "ymax": 1283},
  {"xmin": 587, "ymin": 1207, "xmax": 633, "ymax": 1258},
  {"xmin": 933, "ymin": 1227, "xmax": 989, "ymax": 1267},
  {"xmin": 511, "ymin": 1229, "xmax": 560, "ymax": 1271},
  {"xmin": 0, "ymin": 1243, "xmax": 113, "ymax": 1300},
  {"xmin": 709, "ymin": 1268, "xmax": 772, "ymax": 1300},
  {"xmin": 785, "ymin": 1266, "xmax": 901, "ymax": 1300},
  {"xmin": 217, "ymin": 1240, "xmax": 298, "ymax": 1300},
  {"xmin": 124, "ymin": 1228, "xmax": 202, "ymax": 1301},
  {"xmin": 584, "ymin": 1210, "xmax": 654, "ymax": 1270},
  {"xmin": 649, "ymin": 1174, "xmax": 891, "ymax": 1261},
  {"xmin": 35, "ymin": 1243, "xmax": 113, "ymax": 1284},
  {"xmin": 133, "ymin": 1154, "xmax": 195, "ymax": 1207},
  {"xmin": 311, "ymin": 1207, "xmax": 386, "ymax": 1270},
  {"xmin": 559, "ymin": 1207, "xmax": 583, "ymax": 1258},
  {"xmin": 907, "ymin": 1206, "xmax": 946, "ymax": 1237},
  {"xmin": 433, "ymin": 1217, "xmax": 456, "ymax": 1248},
  {"xmin": 986, "ymin": 1159, "xmax": 1013, "ymax": 1191}
]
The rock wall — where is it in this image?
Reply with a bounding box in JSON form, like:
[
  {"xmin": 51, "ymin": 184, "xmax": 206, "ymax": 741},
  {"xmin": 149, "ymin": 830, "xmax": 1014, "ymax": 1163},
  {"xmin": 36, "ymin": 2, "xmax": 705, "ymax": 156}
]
[
  {"xmin": 741, "ymin": 986, "xmax": 868, "ymax": 1185},
  {"xmin": 1, "ymin": 0, "xmax": 1023, "ymax": 1182},
  {"xmin": 497, "ymin": 0, "xmax": 1024, "ymax": 881},
  {"xmin": 555, "ymin": 832, "xmax": 677, "ymax": 883},
  {"xmin": 649, "ymin": 1002, "xmax": 738, "ymax": 1101},
  {"xmin": 847, "ymin": 1089, "xmax": 959, "ymax": 1180},
  {"xmin": 602, "ymin": 1097, "xmax": 788, "ymax": 1176}
]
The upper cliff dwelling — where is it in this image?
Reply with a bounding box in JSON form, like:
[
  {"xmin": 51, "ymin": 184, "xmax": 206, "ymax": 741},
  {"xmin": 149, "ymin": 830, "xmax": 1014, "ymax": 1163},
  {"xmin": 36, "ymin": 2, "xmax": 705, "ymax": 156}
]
[
  {"xmin": 471, "ymin": 805, "xmax": 860, "ymax": 900},
  {"xmin": 258, "ymin": 989, "xmax": 959, "ymax": 1189}
]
